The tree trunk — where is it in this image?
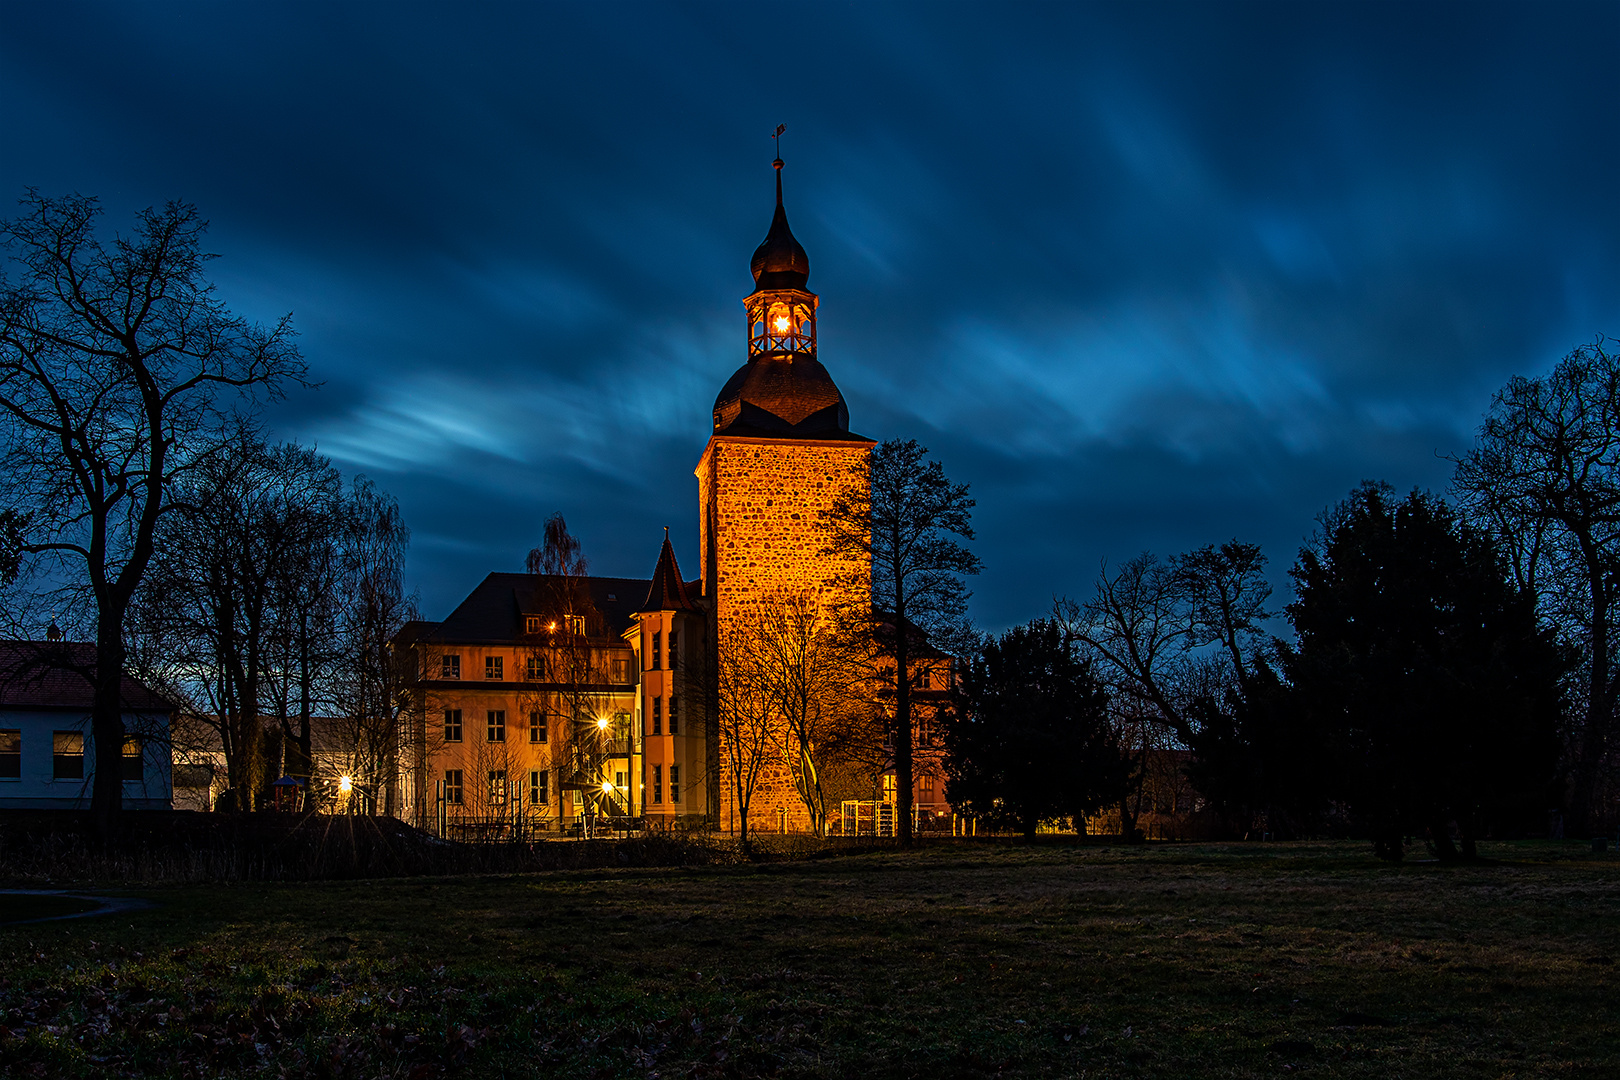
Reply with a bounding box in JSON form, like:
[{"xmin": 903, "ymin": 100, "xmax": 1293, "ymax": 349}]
[
  {"xmin": 894, "ymin": 589, "xmax": 914, "ymax": 848},
  {"xmin": 89, "ymin": 626, "xmax": 129, "ymax": 837}
]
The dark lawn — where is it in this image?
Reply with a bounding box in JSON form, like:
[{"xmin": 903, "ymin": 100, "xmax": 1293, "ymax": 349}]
[{"xmin": 0, "ymin": 840, "xmax": 1614, "ymax": 1078}]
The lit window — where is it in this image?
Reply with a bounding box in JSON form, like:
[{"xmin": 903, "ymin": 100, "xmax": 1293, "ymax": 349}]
[
  {"xmin": 489, "ymin": 769, "xmax": 507, "ymax": 804},
  {"xmin": 525, "ymin": 616, "xmax": 541, "ymax": 634},
  {"xmin": 566, "ymin": 615, "xmax": 585, "ymax": 637},
  {"xmin": 444, "ymin": 769, "xmax": 463, "ymax": 804},
  {"xmin": 444, "ymin": 709, "xmax": 462, "ymax": 743},
  {"xmin": 612, "ymin": 657, "xmax": 630, "ymax": 683},
  {"xmin": 441, "ymin": 654, "xmax": 461, "ymax": 679},
  {"xmin": 652, "ymin": 764, "xmax": 662, "ymax": 805},
  {"xmin": 121, "ymin": 736, "xmax": 142, "ymax": 782},
  {"xmin": 52, "ymin": 731, "xmax": 83, "ymax": 781},
  {"xmin": 531, "ymin": 769, "xmax": 548, "ymax": 805},
  {"xmin": 651, "ymin": 632, "xmax": 661, "ymax": 670},
  {"xmin": 669, "ymin": 764, "xmax": 680, "ymax": 804},
  {"xmin": 526, "ymin": 653, "xmax": 547, "ymax": 680},
  {"xmin": 668, "ymin": 695, "xmax": 679, "ymax": 736},
  {"xmin": 0, "ymin": 730, "xmax": 19, "ymax": 780},
  {"xmin": 485, "ymin": 656, "xmax": 503, "ymax": 680},
  {"xmin": 487, "ymin": 710, "xmax": 506, "ymax": 743},
  {"xmin": 529, "ymin": 710, "xmax": 547, "ymax": 744}
]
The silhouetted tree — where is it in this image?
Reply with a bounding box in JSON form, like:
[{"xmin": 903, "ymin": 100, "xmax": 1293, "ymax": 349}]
[
  {"xmin": 945, "ymin": 619, "xmax": 1127, "ymax": 838},
  {"xmin": 824, "ymin": 438, "xmax": 981, "ymax": 846},
  {"xmin": 1452, "ymin": 338, "xmax": 1620, "ymax": 834},
  {"xmin": 0, "ymin": 194, "xmax": 305, "ymax": 827},
  {"xmin": 1289, "ymin": 482, "xmax": 1567, "ymax": 860}
]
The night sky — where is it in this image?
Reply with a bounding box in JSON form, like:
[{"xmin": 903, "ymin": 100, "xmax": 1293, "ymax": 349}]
[{"xmin": 3, "ymin": 2, "xmax": 1616, "ymax": 631}]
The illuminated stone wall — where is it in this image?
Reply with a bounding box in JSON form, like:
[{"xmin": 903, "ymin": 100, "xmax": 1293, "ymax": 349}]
[{"xmin": 697, "ymin": 434, "xmax": 872, "ymax": 835}]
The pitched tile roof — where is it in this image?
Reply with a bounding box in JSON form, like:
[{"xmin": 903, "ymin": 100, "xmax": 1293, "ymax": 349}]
[
  {"xmin": 0, "ymin": 641, "xmax": 177, "ymax": 712},
  {"xmin": 422, "ymin": 573, "xmax": 651, "ymax": 644}
]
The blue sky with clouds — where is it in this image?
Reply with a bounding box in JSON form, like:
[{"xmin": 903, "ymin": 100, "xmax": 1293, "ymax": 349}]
[{"xmin": 3, "ymin": 1, "xmax": 1616, "ymax": 629}]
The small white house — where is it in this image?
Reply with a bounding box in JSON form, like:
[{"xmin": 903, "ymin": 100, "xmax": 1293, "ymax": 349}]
[{"xmin": 0, "ymin": 641, "xmax": 174, "ymax": 810}]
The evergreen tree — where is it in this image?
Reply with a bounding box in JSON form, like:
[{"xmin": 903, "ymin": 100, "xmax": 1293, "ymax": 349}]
[
  {"xmin": 945, "ymin": 620, "xmax": 1128, "ymax": 838},
  {"xmin": 1288, "ymin": 482, "xmax": 1567, "ymax": 860}
]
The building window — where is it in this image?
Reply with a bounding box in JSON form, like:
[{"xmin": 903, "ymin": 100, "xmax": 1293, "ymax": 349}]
[
  {"xmin": 0, "ymin": 730, "xmax": 19, "ymax": 780},
  {"xmin": 652, "ymin": 631, "xmax": 662, "ymax": 670},
  {"xmin": 529, "ymin": 710, "xmax": 547, "ymax": 744},
  {"xmin": 615, "ymin": 770, "xmax": 625, "ymax": 793},
  {"xmin": 669, "ymin": 764, "xmax": 680, "ymax": 804},
  {"xmin": 444, "ymin": 709, "xmax": 462, "ymax": 742},
  {"xmin": 652, "ymin": 764, "xmax": 662, "ymax": 805},
  {"xmin": 485, "ymin": 656, "xmax": 503, "ymax": 680},
  {"xmin": 121, "ymin": 736, "xmax": 143, "ymax": 782},
  {"xmin": 668, "ymin": 695, "xmax": 679, "ymax": 735},
  {"xmin": 526, "ymin": 653, "xmax": 547, "ymax": 680},
  {"xmin": 487, "ymin": 710, "xmax": 506, "ymax": 743},
  {"xmin": 668, "ymin": 630, "xmax": 679, "ymax": 670},
  {"xmin": 530, "ymin": 769, "xmax": 548, "ymax": 805},
  {"xmin": 488, "ymin": 769, "xmax": 507, "ymax": 804},
  {"xmin": 444, "ymin": 769, "xmax": 463, "ymax": 804},
  {"xmin": 525, "ymin": 616, "xmax": 541, "ymax": 634},
  {"xmin": 612, "ymin": 657, "xmax": 630, "ymax": 683},
  {"xmin": 566, "ymin": 615, "xmax": 585, "ymax": 637},
  {"xmin": 651, "ymin": 696, "xmax": 662, "ymax": 736},
  {"xmin": 921, "ymin": 773, "xmax": 936, "ymax": 795},
  {"xmin": 441, "ymin": 654, "xmax": 461, "ymax": 679},
  {"xmin": 52, "ymin": 731, "xmax": 84, "ymax": 781}
]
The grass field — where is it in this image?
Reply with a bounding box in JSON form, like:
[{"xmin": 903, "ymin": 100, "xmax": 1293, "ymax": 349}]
[{"xmin": 0, "ymin": 840, "xmax": 1614, "ymax": 1078}]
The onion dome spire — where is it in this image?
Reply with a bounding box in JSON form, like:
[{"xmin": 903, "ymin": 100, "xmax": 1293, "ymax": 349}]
[{"xmin": 750, "ymin": 157, "xmax": 810, "ymax": 291}]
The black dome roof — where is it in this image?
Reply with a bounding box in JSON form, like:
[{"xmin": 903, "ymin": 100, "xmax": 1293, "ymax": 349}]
[{"xmin": 712, "ymin": 355, "xmax": 853, "ymax": 439}]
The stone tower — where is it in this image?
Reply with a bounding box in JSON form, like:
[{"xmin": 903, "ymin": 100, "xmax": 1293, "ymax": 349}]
[{"xmin": 697, "ymin": 154, "xmax": 874, "ymax": 834}]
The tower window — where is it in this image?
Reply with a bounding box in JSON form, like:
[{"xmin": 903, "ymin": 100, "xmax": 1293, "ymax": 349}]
[
  {"xmin": 668, "ymin": 695, "xmax": 679, "ymax": 735},
  {"xmin": 669, "ymin": 765, "xmax": 680, "ymax": 804},
  {"xmin": 653, "ymin": 764, "xmax": 663, "ymax": 805},
  {"xmin": 651, "ymin": 632, "xmax": 661, "ymax": 670},
  {"xmin": 668, "ymin": 630, "xmax": 679, "ymax": 670},
  {"xmin": 651, "ymin": 696, "xmax": 662, "ymax": 736}
]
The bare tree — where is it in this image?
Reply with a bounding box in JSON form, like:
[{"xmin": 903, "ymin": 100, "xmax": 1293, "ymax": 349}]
[
  {"xmin": 1453, "ymin": 338, "xmax": 1620, "ymax": 833},
  {"xmin": 0, "ymin": 194, "xmax": 305, "ymax": 826},
  {"xmin": 715, "ymin": 623, "xmax": 775, "ymax": 847},
  {"xmin": 324, "ymin": 476, "xmax": 415, "ymax": 814},
  {"xmin": 524, "ymin": 513, "xmax": 618, "ymax": 829},
  {"xmin": 824, "ymin": 439, "xmax": 980, "ymax": 846}
]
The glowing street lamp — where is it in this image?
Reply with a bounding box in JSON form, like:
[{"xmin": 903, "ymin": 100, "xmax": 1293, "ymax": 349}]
[
  {"xmin": 600, "ymin": 780, "xmax": 615, "ymax": 795},
  {"xmin": 338, "ymin": 775, "xmax": 353, "ymax": 794}
]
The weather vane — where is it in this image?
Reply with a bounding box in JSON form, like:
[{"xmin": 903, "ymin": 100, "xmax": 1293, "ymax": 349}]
[{"xmin": 772, "ymin": 123, "xmax": 786, "ymax": 166}]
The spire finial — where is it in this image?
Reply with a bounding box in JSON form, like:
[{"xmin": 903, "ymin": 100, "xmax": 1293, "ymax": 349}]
[
  {"xmin": 772, "ymin": 124, "xmax": 786, "ymax": 205},
  {"xmin": 663, "ymin": 525, "xmax": 670, "ymax": 541}
]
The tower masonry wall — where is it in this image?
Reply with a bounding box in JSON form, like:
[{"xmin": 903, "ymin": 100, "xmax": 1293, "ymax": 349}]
[{"xmin": 697, "ymin": 435, "xmax": 873, "ymax": 835}]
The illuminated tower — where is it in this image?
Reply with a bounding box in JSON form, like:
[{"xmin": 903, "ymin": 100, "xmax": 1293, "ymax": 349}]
[{"xmin": 697, "ymin": 153, "xmax": 875, "ymax": 834}]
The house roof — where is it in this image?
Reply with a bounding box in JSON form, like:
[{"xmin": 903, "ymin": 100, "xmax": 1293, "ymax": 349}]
[
  {"xmin": 0, "ymin": 641, "xmax": 177, "ymax": 712},
  {"xmin": 421, "ymin": 573, "xmax": 651, "ymax": 645}
]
